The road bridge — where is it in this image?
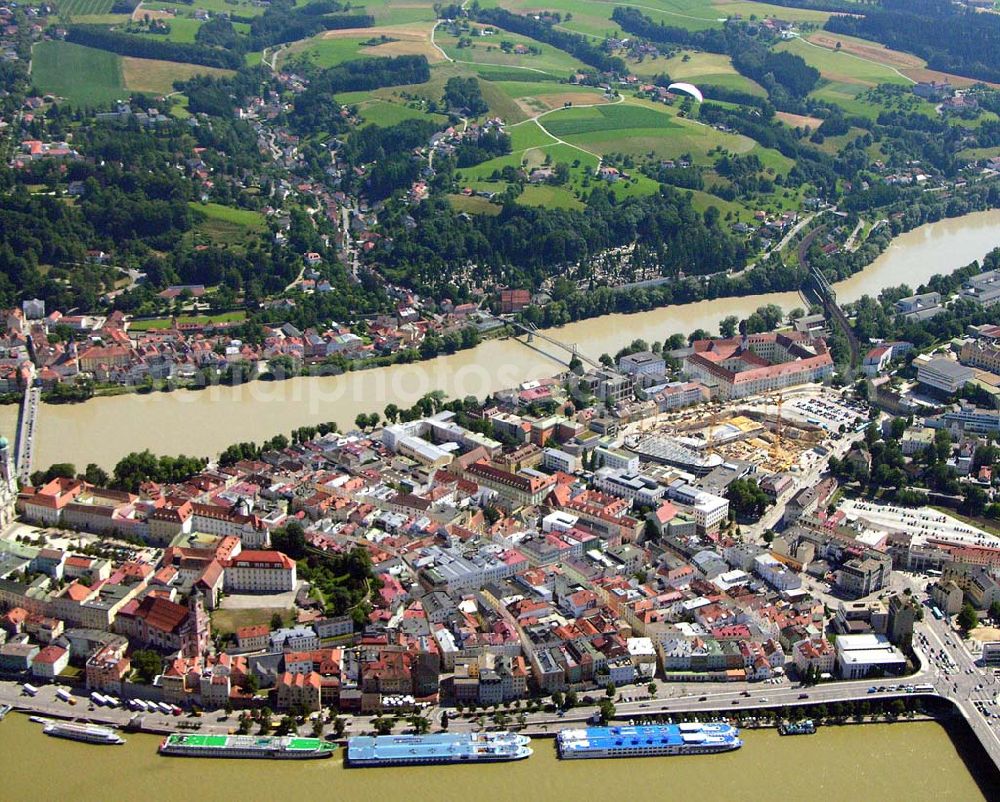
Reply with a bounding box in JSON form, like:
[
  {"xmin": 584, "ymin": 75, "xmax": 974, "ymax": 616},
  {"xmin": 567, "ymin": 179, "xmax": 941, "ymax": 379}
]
[
  {"xmin": 508, "ymin": 321, "xmax": 602, "ymax": 370},
  {"xmin": 799, "ymin": 227, "xmax": 861, "ymax": 368},
  {"xmin": 14, "ymin": 386, "xmax": 38, "ymax": 484}
]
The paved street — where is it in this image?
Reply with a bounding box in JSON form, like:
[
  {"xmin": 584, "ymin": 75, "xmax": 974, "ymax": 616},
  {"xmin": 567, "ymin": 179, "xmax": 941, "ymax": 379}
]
[{"xmin": 917, "ymin": 613, "xmax": 1000, "ymax": 767}]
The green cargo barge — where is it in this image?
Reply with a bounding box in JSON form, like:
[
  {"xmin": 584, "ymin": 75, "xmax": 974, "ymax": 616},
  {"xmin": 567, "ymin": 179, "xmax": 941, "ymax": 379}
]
[{"xmin": 159, "ymin": 734, "xmax": 336, "ymax": 759}]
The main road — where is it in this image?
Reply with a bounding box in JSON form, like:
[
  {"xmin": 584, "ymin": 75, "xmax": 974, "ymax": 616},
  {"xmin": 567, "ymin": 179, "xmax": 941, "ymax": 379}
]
[{"xmin": 918, "ymin": 610, "xmax": 1000, "ymax": 768}]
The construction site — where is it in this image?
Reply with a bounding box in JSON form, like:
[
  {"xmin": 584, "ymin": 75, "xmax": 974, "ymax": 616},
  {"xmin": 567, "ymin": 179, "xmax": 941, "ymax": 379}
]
[{"xmin": 626, "ymin": 394, "xmax": 829, "ymax": 475}]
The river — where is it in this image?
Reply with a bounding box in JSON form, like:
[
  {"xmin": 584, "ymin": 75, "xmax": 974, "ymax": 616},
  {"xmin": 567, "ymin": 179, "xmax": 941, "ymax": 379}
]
[
  {"xmin": 20, "ymin": 209, "xmax": 1000, "ymax": 471},
  {"xmin": 0, "ymin": 713, "xmax": 988, "ymax": 801}
]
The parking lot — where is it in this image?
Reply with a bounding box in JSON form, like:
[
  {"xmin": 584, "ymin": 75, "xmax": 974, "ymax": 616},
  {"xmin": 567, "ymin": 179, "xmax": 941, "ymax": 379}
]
[
  {"xmin": 840, "ymin": 499, "xmax": 1000, "ymax": 549},
  {"xmin": 788, "ymin": 394, "xmax": 869, "ymax": 432}
]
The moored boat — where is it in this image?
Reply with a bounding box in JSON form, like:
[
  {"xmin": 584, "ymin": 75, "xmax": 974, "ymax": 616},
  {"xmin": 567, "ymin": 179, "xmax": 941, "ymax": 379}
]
[
  {"xmin": 778, "ymin": 720, "xmax": 817, "ymax": 736},
  {"xmin": 158, "ymin": 733, "xmax": 336, "ymax": 759},
  {"xmin": 42, "ymin": 721, "xmax": 125, "ymax": 745},
  {"xmin": 557, "ymin": 722, "xmax": 742, "ymax": 760},
  {"xmin": 0, "ymin": 703, "xmax": 12, "ymax": 721},
  {"xmin": 347, "ymin": 732, "xmax": 532, "ymax": 767}
]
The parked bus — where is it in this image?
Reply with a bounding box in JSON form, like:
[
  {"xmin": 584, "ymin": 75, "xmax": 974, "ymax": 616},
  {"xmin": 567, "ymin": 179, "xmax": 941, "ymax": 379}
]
[
  {"xmin": 22, "ymin": 683, "xmax": 38, "ymax": 697},
  {"xmin": 913, "ymin": 684, "xmax": 934, "ymax": 693},
  {"xmin": 931, "ymin": 606, "xmax": 944, "ymax": 620},
  {"xmin": 55, "ymin": 688, "xmax": 72, "ymax": 703},
  {"xmin": 90, "ymin": 692, "xmax": 107, "ymax": 706}
]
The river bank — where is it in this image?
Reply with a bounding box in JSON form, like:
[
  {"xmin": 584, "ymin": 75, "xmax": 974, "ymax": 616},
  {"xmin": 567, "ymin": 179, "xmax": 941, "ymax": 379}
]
[
  {"xmin": 0, "ymin": 710, "xmax": 988, "ymax": 801},
  {"xmin": 21, "ymin": 209, "xmax": 1000, "ymax": 471}
]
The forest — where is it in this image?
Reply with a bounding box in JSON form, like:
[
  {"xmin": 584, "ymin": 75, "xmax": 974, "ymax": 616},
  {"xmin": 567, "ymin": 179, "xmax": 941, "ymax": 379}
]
[
  {"xmin": 371, "ymin": 187, "xmax": 749, "ymax": 296},
  {"xmin": 443, "ymin": 76, "xmax": 488, "ymax": 116},
  {"xmin": 697, "ymin": 103, "xmax": 838, "ymax": 195},
  {"xmin": 825, "ymin": 0, "xmax": 1000, "ymax": 84},
  {"xmin": 290, "ymin": 55, "xmax": 431, "ymax": 134},
  {"xmin": 610, "ymin": 7, "xmax": 729, "ymax": 54},
  {"xmin": 66, "ymin": 24, "xmax": 244, "ymax": 69},
  {"xmin": 246, "ymin": 0, "xmax": 373, "ymax": 49},
  {"xmin": 471, "ymin": 7, "xmax": 626, "ymax": 74},
  {"xmin": 338, "ymin": 118, "xmax": 442, "ymax": 199},
  {"xmin": 612, "ymin": 8, "xmax": 819, "ymax": 109}
]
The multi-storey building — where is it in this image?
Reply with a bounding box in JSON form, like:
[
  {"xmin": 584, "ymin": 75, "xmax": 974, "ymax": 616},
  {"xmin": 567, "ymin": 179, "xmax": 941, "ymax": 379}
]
[
  {"xmin": 462, "ymin": 461, "xmax": 556, "ymax": 510},
  {"xmin": 960, "ymin": 339, "xmax": 1000, "ymax": 373},
  {"xmin": 190, "ymin": 503, "xmax": 270, "ymax": 547},
  {"xmin": 618, "ymin": 351, "xmax": 666, "ymax": 377},
  {"xmin": 223, "ymin": 550, "xmax": 296, "ymax": 593},
  {"xmin": 276, "ymin": 670, "xmax": 322, "ymax": 711},
  {"xmin": 593, "ymin": 468, "xmax": 665, "ymax": 507},
  {"xmin": 915, "ymin": 356, "xmax": 974, "ymax": 394},
  {"xmin": 683, "ymin": 333, "xmax": 833, "ymax": 400},
  {"xmin": 85, "ymin": 642, "xmax": 130, "ymax": 693}
]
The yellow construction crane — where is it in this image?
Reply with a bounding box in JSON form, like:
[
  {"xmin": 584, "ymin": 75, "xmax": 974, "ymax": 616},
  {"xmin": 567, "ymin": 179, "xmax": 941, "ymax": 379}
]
[
  {"xmin": 706, "ymin": 408, "xmax": 720, "ymax": 457},
  {"xmin": 770, "ymin": 393, "xmax": 784, "ymax": 466}
]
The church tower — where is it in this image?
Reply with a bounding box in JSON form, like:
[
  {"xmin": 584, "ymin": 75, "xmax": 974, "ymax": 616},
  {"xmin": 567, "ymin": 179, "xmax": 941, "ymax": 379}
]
[
  {"xmin": 0, "ymin": 436, "xmax": 17, "ymax": 527},
  {"xmin": 182, "ymin": 589, "xmax": 211, "ymax": 658}
]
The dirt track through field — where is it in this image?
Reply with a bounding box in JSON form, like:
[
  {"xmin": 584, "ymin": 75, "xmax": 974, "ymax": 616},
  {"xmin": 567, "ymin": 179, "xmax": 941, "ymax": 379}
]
[{"xmin": 808, "ymin": 32, "xmax": 922, "ymax": 69}]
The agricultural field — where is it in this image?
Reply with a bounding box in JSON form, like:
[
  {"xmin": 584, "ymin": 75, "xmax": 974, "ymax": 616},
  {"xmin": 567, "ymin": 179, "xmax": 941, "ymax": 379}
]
[
  {"xmin": 436, "ymin": 24, "xmax": 590, "ymax": 77},
  {"xmin": 776, "ymin": 37, "xmax": 912, "ymax": 90},
  {"xmin": 143, "ymin": 16, "xmax": 204, "ymax": 44},
  {"xmin": 648, "ymin": 51, "xmax": 766, "ymax": 97},
  {"xmin": 142, "ymin": 0, "xmax": 271, "ymax": 15},
  {"xmin": 541, "ymin": 103, "xmax": 679, "ymax": 138},
  {"xmin": 356, "ymin": 99, "xmax": 448, "ymax": 127},
  {"xmin": 712, "ymin": 0, "xmax": 829, "ymax": 26},
  {"xmin": 537, "ymin": 98, "xmax": 762, "ymax": 166},
  {"xmin": 774, "ymin": 35, "xmax": 915, "ymax": 117},
  {"xmin": 493, "ymin": 0, "xmax": 719, "ymax": 37},
  {"xmin": 302, "ymin": 23, "xmax": 446, "ymax": 65},
  {"xmin": 365, "ymin": 0, "xmax": 439, "ymax": 27},
  {"xmin": 685, "ymin": 186, "xmax": 747, "ymax": 220},
  {"xmin": 31, "ymin": 41, "xmax": 126, "ymax": 106},
  {"xmin": 517, "ymin": 183, "xmax": 585, "ymax": 210},
  {"xmin": 446, "ymin": 193, "xmax": 503, "ymax": 215},
  {"xmin": 280, "ymin": 34, "xmax": 373, "ymax": 69},
  {"xmin": 487, "ymin": 79, "xmax": 612, "ymax": 118},
  {"xmin": 188, "ymin": 203, "xmax": 266, "ymax": 247},
  {"xmin": 55, "ymin": 0, "xmax": 115, "ymax": 17},
  {"xmin": 121, "ymin": 58, "xmax": 235, "ymax": 95},
  {"xmin": 490, "ymin": 79, "xmax": 598, "ymax": 102},
  {"xmin": 356, "ymin": 63, "xmax": 536, "ymax": 121},
  {"xmin": 489, "ymin": 0, "xmax": 834, "ymax": 37},
  {"xmin": 804, "ymin": 31, "xmax": 992, "ymax": 89},
  {"xmin": 485, "ymin": 0, "xmax": 620, "ymax": 38}
]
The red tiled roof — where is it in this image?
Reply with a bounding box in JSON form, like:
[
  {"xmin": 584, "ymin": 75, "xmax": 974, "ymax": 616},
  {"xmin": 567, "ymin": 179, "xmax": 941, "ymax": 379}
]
[{"xmin": 136, "ymin": 596, "xmax": 188, "ymax": 634}]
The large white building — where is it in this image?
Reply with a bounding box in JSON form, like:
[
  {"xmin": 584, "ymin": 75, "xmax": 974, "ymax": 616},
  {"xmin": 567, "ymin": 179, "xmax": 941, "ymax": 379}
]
[
  {"xmin": 667, "ymin": 483, "xmax": 729, "ymax": 534},
  {"xmin": 542, "ymin": 448, "xmax": 579, "ymax": 474},
  {"xmin": 417, "ymin": 543, "xmax": 526, "ymax": 593},
  {"xmin": 618, "ymin": 351, "xmax": 666, "ymax": 377},
  {"xmin": 382, "ymin": 412, "xmax": 502, "ymax": 466},
  {"xmin": 191, "ymin": 503, "xmax": 270, "ymax": 548},
  {"xmin": 683, "ymin": 333, "xmax": 834, "ymax": 400},
  {"xmin": 223, "ymin": 550, "xmax": 296, "ymax": 592},
  {"xmin": 594, "ymin": 446, "xmax": 639, "ymax": 473},
  {"xmin": 915, "ymin": 356, "xmax": 974, "ymax": 394},
  {"xmin": 834, "ymin": 633, "xmax": 907, "ymax": 679},
  {"xmin": 937, "ymin": 403, "xmax": 1000, "ymax": 436},
  {"xmin": 753, "ymin": 553, "xmax": 802, "ymax": 592},
  {"xmin": 593, "ymin": 468, "xmax": 666, "ymax": 507}
]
